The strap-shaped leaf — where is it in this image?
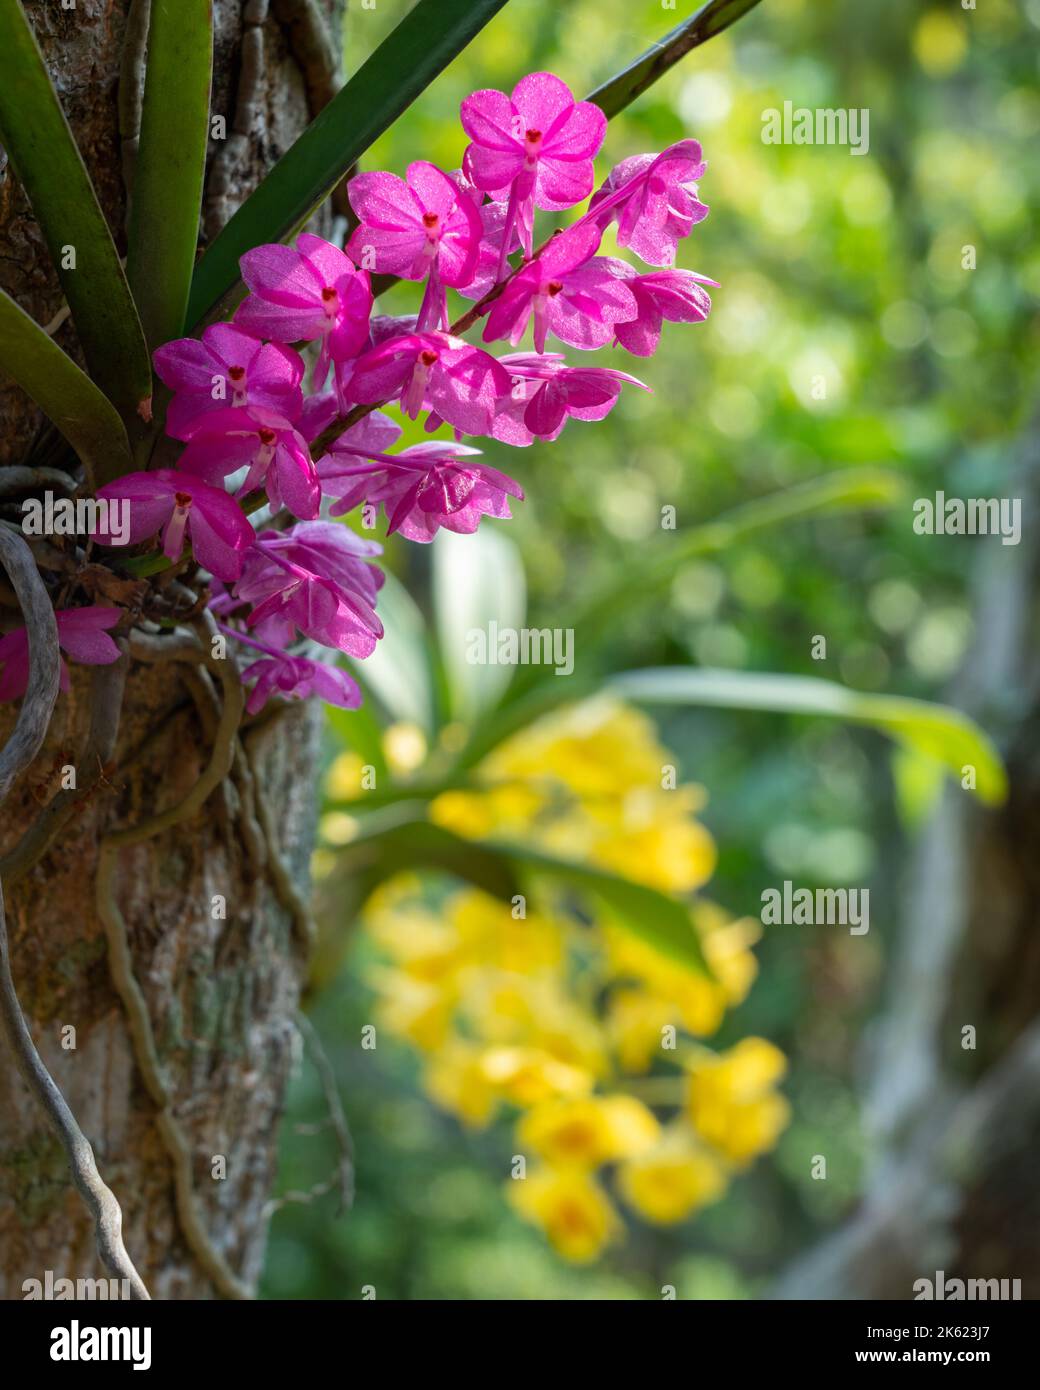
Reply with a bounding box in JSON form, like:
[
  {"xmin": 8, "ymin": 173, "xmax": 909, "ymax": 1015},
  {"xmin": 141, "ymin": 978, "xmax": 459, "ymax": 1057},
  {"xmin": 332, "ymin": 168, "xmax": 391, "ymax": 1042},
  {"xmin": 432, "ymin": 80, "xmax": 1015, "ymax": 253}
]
[
  {"xmin": 456, "ymin": 470, "xmax": 906, "ymax": 769},
  {"xmin": 338, "ymin": 813, "xmax": 523, "ymax": 905},
  {"xmin": 588, "ymin": 0, "xmax": 765, "ymax": 116},
  {"xmin": 336, "ymin": 812, "xmax": 712, "ymax": 977},
  {"xmin": 0, "ymin": 1, "xmax": 151, "ymax": 419},
  {"xmin": 494, "ymin": 842, "xmax": 713, "ymax": 978},
  {"xmin": 0, "ymin": 288, "xmax": 132, "ymax": 486},
  {"xmin": 610, "ymin": 667, "xmax": 1008, "ymax": 806},
  {"xmin": 127, "ymin": 0, "xmax": 213, "ymax": 351},
  {"xmin": 186, "ymin": 0, "xmax": 510, "ymax": 328}
]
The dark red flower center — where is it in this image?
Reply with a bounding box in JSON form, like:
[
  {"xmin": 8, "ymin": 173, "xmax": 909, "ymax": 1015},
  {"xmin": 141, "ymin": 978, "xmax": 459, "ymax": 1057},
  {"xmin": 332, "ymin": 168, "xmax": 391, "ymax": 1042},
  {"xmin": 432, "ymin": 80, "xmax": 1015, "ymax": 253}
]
[
  {"xmin": 174, "ymin": 491, "xmax": 192, "ymax": 508},
  {"xmin": 547, "ymin": 280, "xmax": 563, "ymax": 297},
  {"xmin": 258, "ymin": 428, "xmax": 276, "ymax": 445},
  {"xmin": 419, "ymin": 350, "xmax": 438, "ymax": 367},
  {"xmin": 228, "ymin": 365, "xmax": 246, "ymax": 381},
  {"xmin": 525, "ymin": 128, "xmax": 542, "ymax": 143},
  {"xmin": 321, "ymin": 286, "xmax": 337, "ymax": 302},
  {"xmin": 422, "ymin": 211, "xmax": 439, "ymax": 229}
]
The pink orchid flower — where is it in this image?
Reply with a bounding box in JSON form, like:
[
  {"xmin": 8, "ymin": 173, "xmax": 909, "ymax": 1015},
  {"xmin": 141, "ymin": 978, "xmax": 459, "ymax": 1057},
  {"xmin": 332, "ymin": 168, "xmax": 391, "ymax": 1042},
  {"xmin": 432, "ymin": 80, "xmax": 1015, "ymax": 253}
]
[
  {"xmin": 235, "ymin": 233, "xmax": 373, "ymax": 389},
  {"xmin": 604, "ymin": 263, "xmax": 718, "ymax": 356},
  {"xmin": 313, "ymin": 411, "xmax": 403, "ymax": 505},
  {"xmin": 346, "ymin": 162, "xmax": 482, "ymax": 331},
  {"xmin": 461, "ymin": 72, "xmax": 606, "ymax": 269},
  {"xmin": 95, "ymin": 470, "xmax": 255, "ymax": 581},
  {"xmin": 482, "ymin": 224, "xmax": 637, "ymax": 353},
  {"xmin": 153, "ymin": 324, "xmax": 304, "ymax": 440},
  {"xmin": 0, "ymin": 606, "xmax": 121, "ymax": 702},
  {"xmin": 314, "ymin": 440, "xmax": 523, "ymax": 542},
  {"xmin": 241, "ymin": 652, "xmax": 362, "ymax": 715},
  {"xmin": 491, "ymin": 353, "xmax": 649, "ymax": 445},
  {"xmin": 345, "ymin": 330, "xmax": 513, "ymax": 436},
  {"xmin": 214, "ymin": 620, "xmax": 362, "ymax": 714},
  {"xmin": 234, "ymin": 524, "xmax": 384, "ymax": 658},
  {"xmin": 452, "ymin": 167, "xmax": 523, "ymax": 302},
  {"xmin": 178, "ymin": 408, "xmax": 320, "ymax": 520},
  {"xmin": 588, "ymin": 139, "xmax": 708, "ymax": 267},
  {"xmin": 330, "ymin": 313, "xmax": 419, "ymax": 416}
]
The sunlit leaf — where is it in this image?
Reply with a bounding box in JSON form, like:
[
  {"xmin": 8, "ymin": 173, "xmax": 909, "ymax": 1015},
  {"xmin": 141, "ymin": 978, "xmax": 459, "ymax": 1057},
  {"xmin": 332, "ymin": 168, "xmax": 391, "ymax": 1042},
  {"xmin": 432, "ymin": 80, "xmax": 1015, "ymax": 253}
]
[
  {"xmin": 610, "ymin": 667, "xmax": 1007, "ymax": 806},
  {"xmin": 457, "ymin": 471, "xmax": 906, "ymax": 768},
  {"xmin": 433, "ymin": 526, "xmax": 527, "ymax": 723},
  {"xmin": 186, "ymin": 0, "xmax": 510, "ymax": 327},
  {"xmin": 127, "ymin": 0, "xmax": 213, "ymax": 352},
  {"xmin": 349, "ymin": 569, "xmax": 434, "ymax": 732}
]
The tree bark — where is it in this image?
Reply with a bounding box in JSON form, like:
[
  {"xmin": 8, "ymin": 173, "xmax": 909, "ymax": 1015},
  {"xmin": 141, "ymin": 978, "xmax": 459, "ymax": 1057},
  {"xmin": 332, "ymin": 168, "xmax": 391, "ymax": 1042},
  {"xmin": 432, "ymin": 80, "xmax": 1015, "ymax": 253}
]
[{"xmin": 0, "ymin": 0, "xmax": 342, "ymax": 1299}]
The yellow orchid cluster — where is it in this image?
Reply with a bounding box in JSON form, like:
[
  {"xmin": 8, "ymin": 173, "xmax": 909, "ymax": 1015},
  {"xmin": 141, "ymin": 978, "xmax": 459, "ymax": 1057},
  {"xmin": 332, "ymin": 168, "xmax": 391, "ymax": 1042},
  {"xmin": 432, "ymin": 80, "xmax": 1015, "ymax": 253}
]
[{"xmin": 344, "ymin": 699, "xmax": 790, "ymax": 1262}]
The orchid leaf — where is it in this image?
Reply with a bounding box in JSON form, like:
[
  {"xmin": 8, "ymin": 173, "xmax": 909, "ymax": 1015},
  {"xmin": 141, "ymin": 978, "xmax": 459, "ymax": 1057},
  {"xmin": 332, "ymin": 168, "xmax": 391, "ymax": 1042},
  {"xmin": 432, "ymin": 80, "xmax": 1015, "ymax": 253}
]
[
  {"xmin": 0, "ymin": 287, "xmax": 132, "ymax": 486},
  {"xmin": 127, "ymin": 0, "xmax": 213, "ymax": 352},
  {"xmin": 0, "ymin": 0, "xmax": 151, "ymax": 420},
  {"xmin": 610, "ymin": 667, "xmax": 1007, "ymax": 806},
  {"xmin": 186, "ymin": 0, "xmax": 510, "ymax": 328}
]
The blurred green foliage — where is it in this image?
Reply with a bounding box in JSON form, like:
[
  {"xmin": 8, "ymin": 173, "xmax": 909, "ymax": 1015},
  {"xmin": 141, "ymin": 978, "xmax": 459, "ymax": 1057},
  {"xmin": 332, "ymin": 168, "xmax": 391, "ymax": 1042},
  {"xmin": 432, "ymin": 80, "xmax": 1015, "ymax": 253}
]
[{"xmin": 261, "ymin": 0, "xmax": 1038, "ymax": 1299}]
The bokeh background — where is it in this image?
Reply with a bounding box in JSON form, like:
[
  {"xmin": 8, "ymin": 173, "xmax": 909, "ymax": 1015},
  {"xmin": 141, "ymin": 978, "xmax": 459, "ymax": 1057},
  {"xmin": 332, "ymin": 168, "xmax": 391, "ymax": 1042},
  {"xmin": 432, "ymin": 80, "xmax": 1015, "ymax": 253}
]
[{"xmin": 259, "ymin": 0, "xmax": 1040, "ymax": 1299}]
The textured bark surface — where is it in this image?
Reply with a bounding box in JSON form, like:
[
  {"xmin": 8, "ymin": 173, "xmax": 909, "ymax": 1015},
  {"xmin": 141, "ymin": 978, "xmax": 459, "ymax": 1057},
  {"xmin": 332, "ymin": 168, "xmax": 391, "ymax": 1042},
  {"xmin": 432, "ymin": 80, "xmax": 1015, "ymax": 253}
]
[{"xmin": 0, "ymin": 0, "xmax": 341, "ymax": 1298}]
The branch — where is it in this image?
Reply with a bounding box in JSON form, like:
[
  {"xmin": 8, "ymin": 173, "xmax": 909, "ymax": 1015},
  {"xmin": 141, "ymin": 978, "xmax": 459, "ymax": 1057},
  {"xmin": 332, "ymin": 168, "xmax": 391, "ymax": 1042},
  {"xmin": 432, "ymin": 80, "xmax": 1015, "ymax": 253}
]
[
  {"xmin": 0, "ymin": 527, "xmax": 149, "ymax": 1300},
  {"xmin": 587, "ymin": 0, "xmax": 764, "ymax": 118}
]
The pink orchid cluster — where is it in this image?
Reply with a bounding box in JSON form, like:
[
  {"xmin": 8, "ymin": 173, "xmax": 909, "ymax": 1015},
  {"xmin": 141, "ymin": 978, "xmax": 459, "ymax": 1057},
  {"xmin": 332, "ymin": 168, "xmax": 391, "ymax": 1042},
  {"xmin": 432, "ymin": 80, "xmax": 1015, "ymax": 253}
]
[{"xmin": 1, "ymin": 74, "xmax": 714, "ymax": 714}]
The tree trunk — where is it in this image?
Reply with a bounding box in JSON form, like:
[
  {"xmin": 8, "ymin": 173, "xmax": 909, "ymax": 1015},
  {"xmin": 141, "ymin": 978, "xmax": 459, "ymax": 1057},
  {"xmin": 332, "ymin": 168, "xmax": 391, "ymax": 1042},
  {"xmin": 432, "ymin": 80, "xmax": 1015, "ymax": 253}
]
[{"xmin": 0, "ymin": 0, "xmax": 343, "ymax": 1300}]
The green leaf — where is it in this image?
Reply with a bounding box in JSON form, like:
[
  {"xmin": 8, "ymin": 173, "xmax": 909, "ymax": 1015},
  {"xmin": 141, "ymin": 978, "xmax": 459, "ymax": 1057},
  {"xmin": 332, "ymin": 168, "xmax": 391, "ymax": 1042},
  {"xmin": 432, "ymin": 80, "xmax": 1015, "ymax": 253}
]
[
  {"xmin": 588, "ymin": 0, "xmax": 765, "ymax": 117},
  {"xmin": 335, "ymin": 812, "xmax": 711, "ymax": 977},
  {"xmin": 610, "ymin": 667, "xmax": 1008, "ymax": 806},
  {"xmin": 455, "ymin": 470, "xmax": 906, "ymax": 769},
  {"xmin": 0, "ymin": 288, "xmax": 132, "ymax": 486},
  {"xmin": 126, "ymin": 0, "xmax": 213, "ymax": 352},
  {"xmin": 433, "ymin": 526, "xmax": 526, "ymax": 722},
  {"xmin": 338, "ymin": 811, "xmax": 523, "ymax": 904},
  {"xmin": 0, "ymin": 1, "xmax": 151, "ymax": 420},
  {"xmin": 186, "ymin": 0, "xmax": 510, "ymax": 328},
  {"xmin": 491, "ymin": 842, "xmax": 713, "ymax": 978}
]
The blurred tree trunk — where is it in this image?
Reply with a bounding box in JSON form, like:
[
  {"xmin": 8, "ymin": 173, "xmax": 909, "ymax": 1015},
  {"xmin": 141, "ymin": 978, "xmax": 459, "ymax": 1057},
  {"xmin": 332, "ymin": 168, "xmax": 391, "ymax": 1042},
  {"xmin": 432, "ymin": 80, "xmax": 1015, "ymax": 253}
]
[
  {"xmin": 0, "ymin": 0, "xmax": 343, "ymax": 1299},
  {"xmin": 775, "ymin": 421, "xmax": 1040, "ymax": 1301}
]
